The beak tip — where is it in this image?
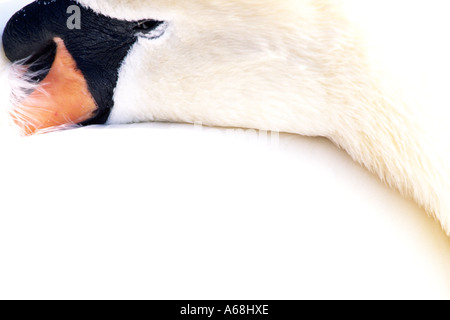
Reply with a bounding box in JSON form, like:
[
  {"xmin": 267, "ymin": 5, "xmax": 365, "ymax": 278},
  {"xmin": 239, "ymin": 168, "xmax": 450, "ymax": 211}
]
[{"xmin": 11, "ymin": 37, "xmax": 98, "ymax": 135}]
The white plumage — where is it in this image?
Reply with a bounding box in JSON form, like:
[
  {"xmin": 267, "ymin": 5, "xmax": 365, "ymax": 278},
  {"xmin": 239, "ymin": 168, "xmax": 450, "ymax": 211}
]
[
  {"xmin": 1, "ymin": 0, "xmax": 450, "ymax": 235},
  {"xmin": 76, "ymin": 0, "xmax": 450, "ymax": 235},
  {"xmin": 0, "ymin": 0, "xmax": 450, "ymax": 299}
]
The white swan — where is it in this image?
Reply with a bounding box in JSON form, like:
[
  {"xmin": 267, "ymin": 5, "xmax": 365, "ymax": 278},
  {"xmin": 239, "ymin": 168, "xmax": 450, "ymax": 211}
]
[{"xmin": 1, "ymin": 0, "xmax": 450, "ymax": 236}]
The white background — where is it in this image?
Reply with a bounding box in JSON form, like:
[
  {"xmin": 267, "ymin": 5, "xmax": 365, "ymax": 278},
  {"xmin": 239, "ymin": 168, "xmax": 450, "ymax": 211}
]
[{"xmin": 0, "ymin": 0, "xmax": 449, "ymax": 300}]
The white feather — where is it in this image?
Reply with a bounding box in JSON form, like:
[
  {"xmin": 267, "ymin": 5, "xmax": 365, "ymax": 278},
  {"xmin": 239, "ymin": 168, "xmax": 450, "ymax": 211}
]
[{"xmin": 77, "ymin": 0, "xmax": 450, "ymax": 235}]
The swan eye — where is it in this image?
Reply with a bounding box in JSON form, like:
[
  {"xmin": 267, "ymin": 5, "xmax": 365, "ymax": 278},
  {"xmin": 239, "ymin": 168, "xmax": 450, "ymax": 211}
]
[
  {"xmin": 134, "ymin": 20, "xmax": 161, "ymax": 31},
  {"xmin": 133, "ymin": 20, "xmax": 167, "ymax": 39}
]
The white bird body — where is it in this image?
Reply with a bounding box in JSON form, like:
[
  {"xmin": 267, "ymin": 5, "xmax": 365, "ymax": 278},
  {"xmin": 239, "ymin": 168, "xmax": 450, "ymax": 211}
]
[
  {"xmin": 77, "ymin": 0, "xmax": 450, "ymax": 235},
  {"xmin": 0, "ymin": 0, "xmax": 450, "ymax": 300},
  {"xmin": 1, "ymin": 0, "xmax": 450, "ymax": 235}
]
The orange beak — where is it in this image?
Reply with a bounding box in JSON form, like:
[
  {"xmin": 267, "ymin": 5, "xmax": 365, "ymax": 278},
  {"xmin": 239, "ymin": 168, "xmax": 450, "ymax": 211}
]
[{"xmin": 12, "ymin": 37, "xmax": 97, "ymax": 135}]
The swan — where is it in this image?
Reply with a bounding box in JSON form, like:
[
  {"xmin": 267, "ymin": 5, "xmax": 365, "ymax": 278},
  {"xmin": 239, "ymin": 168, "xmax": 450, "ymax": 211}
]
[{"xmin": 1, "ymin": 0, "xmax": 450, "ymax": 236}]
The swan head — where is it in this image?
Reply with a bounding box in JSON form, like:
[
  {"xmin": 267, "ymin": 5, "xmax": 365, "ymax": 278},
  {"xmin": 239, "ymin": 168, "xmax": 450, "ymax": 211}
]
[
  {"xmin": 2, "ymin": 0, "xmax": 330, "ymax": 136},
  {"xmin": 2, "ymin": 0, "xmax": 169, "ymax": 135}
]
